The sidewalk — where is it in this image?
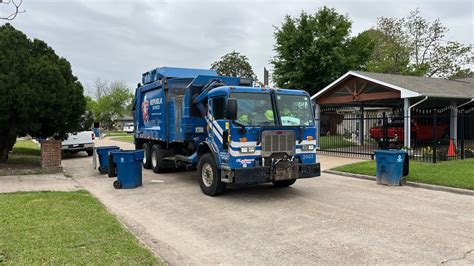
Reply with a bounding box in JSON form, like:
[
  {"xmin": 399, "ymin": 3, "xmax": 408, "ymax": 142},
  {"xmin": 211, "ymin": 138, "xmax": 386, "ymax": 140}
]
[{"xmin": 0, "ymin": 173, "xmax": 81, "ymax": 193}]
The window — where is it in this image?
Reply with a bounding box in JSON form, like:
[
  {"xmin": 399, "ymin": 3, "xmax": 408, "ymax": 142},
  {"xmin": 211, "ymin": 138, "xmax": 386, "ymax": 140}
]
[
  {"xmin": 212, "ymin": 97, "xmax": 225, "ymax": 119},
  {"xmin": 276, "ymin": 95, "xmax": 314, "ymax": 126},
  {"xmin": 230, "ymin": 92, "xmax": 276, "ymax": 126}
]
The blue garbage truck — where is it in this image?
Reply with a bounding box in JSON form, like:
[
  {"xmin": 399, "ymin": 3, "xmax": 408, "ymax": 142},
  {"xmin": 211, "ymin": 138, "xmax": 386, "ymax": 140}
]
[{"xmin": 133, "ymin": 67, "xmax": 320, "ymax": 196}]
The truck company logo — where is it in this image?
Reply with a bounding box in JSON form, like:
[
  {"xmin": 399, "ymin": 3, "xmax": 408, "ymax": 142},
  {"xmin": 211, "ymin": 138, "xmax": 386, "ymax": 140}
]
[
  {"xmin": 236, "ymin": 158, "xmax": 254, "ymax": 167},
  {"xmin": 142, "ymin": 95, "xmax": 149, "ymax": 122}
]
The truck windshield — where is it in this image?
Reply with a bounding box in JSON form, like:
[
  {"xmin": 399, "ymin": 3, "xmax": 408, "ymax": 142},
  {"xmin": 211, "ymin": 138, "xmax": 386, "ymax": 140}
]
[
  {"xmin": 231, "ymin": 93, "xmax": 276, "ymax": 126},
  {"xmin": 276, "ymin": 94, "xmax": 314, "ymax": 126}
]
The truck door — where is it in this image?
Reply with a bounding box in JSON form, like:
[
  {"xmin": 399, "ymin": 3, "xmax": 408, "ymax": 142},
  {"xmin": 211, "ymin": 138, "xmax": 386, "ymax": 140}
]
[{"xmin": 208, "ymin": 97, "xmax": 226, "ymax": 153}]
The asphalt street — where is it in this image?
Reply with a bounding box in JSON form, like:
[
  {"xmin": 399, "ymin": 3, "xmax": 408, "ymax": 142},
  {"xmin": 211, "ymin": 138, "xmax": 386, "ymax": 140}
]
[{"xmin": 61, "ymin": 138, "xmax": 474, "ymax": 265}]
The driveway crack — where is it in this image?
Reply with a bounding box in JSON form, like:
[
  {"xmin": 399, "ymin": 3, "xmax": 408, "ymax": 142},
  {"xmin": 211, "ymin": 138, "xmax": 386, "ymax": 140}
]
[{"xmin": 441, "ymin": 249, "xmax": 473, "ymax": 264}]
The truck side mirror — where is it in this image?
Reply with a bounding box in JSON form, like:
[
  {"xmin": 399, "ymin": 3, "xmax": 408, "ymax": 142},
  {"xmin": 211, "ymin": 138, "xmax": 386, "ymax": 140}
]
[{"xmin": 226, "ymin": 98, "xmax": 238, "ymax": 120}]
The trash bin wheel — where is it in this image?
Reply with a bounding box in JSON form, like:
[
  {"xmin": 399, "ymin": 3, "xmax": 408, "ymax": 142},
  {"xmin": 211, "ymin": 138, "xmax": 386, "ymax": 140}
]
[
  {"xmin": 99, "ymin": 167, "xmax": 108, "ymax": 175},
  {"xmin": 399, "ymin": 177, "xmax": 407, "ymax": 186},
  {"xmin": 113, "ymin": 180, "xmax": 122, "ymax": 189}
]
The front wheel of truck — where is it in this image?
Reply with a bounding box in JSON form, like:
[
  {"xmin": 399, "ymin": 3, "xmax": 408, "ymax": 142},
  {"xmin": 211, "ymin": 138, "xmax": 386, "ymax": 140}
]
[
  {"xmin": 272, "ymin": 179, "xmax": 297, "ymax": 187},
  {"xmin": 197, "ymin": 153, "xmax": 226, "ymax": 196}
]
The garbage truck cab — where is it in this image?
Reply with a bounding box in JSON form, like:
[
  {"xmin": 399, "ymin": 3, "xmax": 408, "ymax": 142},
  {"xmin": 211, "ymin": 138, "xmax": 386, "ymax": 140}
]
[{"xmin": 133, "ymin": 67, "xmax": 320, "ymax": 196}]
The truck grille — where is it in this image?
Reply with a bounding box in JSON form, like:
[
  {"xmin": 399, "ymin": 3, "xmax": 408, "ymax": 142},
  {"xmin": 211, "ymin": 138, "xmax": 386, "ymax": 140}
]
[{"xmin": 261, "ymin": 130, "xmax": 295, "ymax": 157}]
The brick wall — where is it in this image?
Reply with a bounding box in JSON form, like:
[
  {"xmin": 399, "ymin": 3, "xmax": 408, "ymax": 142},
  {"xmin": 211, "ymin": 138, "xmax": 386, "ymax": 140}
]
[{"xmin": 41, "ymin": 140, "xmax": 62, "ymax": 170}]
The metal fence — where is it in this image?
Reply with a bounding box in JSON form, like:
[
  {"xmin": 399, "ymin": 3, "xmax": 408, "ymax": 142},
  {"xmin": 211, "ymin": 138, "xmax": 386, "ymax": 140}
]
[{"xmin": 316, "ymin": 106, "xmax": 474, "ymax": 163}]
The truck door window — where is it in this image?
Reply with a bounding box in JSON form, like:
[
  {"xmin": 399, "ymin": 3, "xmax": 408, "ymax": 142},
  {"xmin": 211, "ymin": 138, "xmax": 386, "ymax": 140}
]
[{"xmin": 212, "ymin": 97, "xmax": 225, "ymax": 119}]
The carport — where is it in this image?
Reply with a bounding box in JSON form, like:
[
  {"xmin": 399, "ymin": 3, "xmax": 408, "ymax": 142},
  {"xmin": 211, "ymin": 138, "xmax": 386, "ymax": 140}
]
[{"xmin": 311, "ymin": 71, "xmax": 474, "ymax": 161}]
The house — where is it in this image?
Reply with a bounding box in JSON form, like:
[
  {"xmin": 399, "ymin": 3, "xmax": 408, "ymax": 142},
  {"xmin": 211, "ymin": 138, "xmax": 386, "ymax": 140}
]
[{"xmin": 311, "ymin": 71, "xmax": 474, "ymax": 159}]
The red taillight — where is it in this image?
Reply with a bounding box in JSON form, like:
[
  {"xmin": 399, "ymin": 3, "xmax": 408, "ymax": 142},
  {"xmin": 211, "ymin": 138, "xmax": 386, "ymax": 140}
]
[{"xmin": 92, "ymin": 133, "xmax": 95, "ymax": 140}]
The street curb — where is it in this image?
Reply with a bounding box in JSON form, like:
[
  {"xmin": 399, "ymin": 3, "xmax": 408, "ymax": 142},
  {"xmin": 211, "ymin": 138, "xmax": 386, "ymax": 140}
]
[{"xmin": 323, "ymin": 170, "xmax": 474, "ymax": 196}]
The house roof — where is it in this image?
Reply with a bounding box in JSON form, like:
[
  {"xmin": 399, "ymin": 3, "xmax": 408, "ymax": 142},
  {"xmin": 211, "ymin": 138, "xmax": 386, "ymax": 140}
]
[
  {"xmin": 457, "ymin": 77, "xmax": 474, "ymax": 84},
  {"xmin": 311, "ymin": 71, "xmax": 474, "ymax": 100}
]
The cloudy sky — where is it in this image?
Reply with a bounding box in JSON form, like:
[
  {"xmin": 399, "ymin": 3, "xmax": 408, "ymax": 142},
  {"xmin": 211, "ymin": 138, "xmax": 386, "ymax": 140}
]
[{"xmin": 2, "ymin": 0, "xmax": 473, "ymax": 95}]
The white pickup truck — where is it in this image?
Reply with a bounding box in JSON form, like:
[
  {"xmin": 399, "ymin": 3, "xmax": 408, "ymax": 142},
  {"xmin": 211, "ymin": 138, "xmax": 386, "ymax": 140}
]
[
  {"xmin": 61, "ymin": 131, "xmax": 95, "ymax": 156},
  {"xmin": 123, "ymin": 123, "xmax": 134, "ymax": 133}
]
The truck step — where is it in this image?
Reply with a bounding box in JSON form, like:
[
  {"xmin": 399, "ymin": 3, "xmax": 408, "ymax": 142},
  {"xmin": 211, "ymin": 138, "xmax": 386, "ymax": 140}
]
[{"xmin": 174, "ymin": 154, "xmax": 192, "ymax": 164}]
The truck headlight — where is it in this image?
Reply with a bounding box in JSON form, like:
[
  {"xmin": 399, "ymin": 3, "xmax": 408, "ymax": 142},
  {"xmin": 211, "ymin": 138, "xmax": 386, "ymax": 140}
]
[
  {"xmin": 240, "ymin": 146, "xmax": 256, "ymax": 153},
  {"xmin": 301, "ymin": 144, "xmax": 315, "ymax": 151}
]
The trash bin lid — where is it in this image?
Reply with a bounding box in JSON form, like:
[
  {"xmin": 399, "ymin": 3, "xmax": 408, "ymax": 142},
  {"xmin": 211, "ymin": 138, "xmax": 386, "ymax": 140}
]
[
  {"xmin": 375, "ymin": 149, "xmax": 407, "ymax": 155},
  {"xmin": 111, "ymin": 150, "xmax": 144, "ymax": 161},
  {"xmin": 96, "ymin": 146, "xmax": 120, "ymax": 151}
]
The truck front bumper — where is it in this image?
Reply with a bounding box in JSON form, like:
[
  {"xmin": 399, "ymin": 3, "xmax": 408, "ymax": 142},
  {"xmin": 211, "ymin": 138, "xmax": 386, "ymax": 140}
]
[{"xmin": 222, "ymin": 163, "xmax": 321, "ymax": 184}]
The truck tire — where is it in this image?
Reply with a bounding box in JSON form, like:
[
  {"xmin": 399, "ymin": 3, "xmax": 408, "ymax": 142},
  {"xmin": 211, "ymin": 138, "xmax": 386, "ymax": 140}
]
[
  {"xmin": 86, "ymin": 149, "xmax": 93, "ymax": 156},
  {"xmin": 197, "ymin": 153, "xmax": 226, "ymax": 196},
  {"xmin": 151, "ymin": 145, "xmax": 166, "ymax": 173},
  {"xmin": 142, "ymin": 143, "xmax": 152, "ymax": 169},
  {"xmin": 272, "ymin": 179, "xmax": 297, "ymax": 187}
]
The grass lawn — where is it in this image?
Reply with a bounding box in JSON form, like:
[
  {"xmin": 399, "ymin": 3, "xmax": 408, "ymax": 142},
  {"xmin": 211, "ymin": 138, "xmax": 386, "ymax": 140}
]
[
  {"xmin": 112, "ymin": 135, "xmax": 134, "ymax": 143},
  {"xmin": 12, "ymin": 139, "xmax": 41, "ymax": 156},
  {"xmin": 0, "ymin": 140, "xmax": 44, "ymax": 176},
  {"xmin": 0, "ymin": 191, "xmax": 160, "ymax": 264},
  {"xmin": 333, "ymin": 159, "xmax": 474, "ymax": 190},
  {"xmin": 105, "ymin": 131, "xmax": 130, "ymax": 137},
  {"xmin": 320, "ymin": 135, "xmax": 354, "ymax": 149}
]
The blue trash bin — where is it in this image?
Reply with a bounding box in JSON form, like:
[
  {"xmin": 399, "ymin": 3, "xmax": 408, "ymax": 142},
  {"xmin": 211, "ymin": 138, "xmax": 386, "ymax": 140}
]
[
  {"xmin": 93, "ymin": 128, "xmax": 101, "ymax": 138},
  {"xmin": 375, "ymin": 150, "xmax": 408, "ymax": 186},
  {"xmin": 112, "ymin": 150, "xmax": 144, "ymax": 189},
  {"xmin": 95, "ymin": 146, "xmax": 120, "ymax": 174}
]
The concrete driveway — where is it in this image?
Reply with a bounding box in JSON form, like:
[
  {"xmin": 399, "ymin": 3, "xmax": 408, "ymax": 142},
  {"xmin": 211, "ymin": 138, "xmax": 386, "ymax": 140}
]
[{"xmin": 62, "ymin": 138, "xmax": 474, "ymax": 265}]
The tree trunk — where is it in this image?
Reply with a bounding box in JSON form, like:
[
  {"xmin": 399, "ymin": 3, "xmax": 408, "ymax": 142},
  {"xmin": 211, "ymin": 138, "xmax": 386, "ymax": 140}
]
[{"xmin": 0, "ymin": 132, "xmax": 16, "ymax": 162}]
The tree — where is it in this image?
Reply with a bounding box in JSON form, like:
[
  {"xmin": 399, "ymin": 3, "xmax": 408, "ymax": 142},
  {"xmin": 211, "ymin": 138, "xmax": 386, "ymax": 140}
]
[
  {"xmin": 0, "ymin": 24, "xmax": 86, "ymax": 161},
  {"xmin": 271, "ymin": 7, "xmax": 368, "ymax": 95},
  {"xmin": 345, "ymin": 29, "xmax": 381, "ymax": 71},
  {"xmin": 448, "ymin": 68, "xmax": 472, "ymax": 80},
  {"xmin": 87, "ymin": 80, "xmax": 133, "ymax": 128},
  {"xmin": 369, "ymin": 9, "xmax": 472, "ymax": 78},
  {"xmin": 359, "ymin": 28, "xmax": 413, "ymax": 75},
  {"xmin": 0, "ymin": 0, "xmax": 24, "ymax": 20},
  {"xmin": 211, "ymin": 51, "xmax": 257, "ymax": 81},
  {"xmin": 81, "ymin": 96, "xmax": 96, "ymax": 130}
]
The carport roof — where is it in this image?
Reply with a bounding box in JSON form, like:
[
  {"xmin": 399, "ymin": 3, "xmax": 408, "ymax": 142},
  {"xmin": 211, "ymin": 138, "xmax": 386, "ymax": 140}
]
[{"xmin": 311, "ymin": 71, "xmax": 474, "ymax": 100}]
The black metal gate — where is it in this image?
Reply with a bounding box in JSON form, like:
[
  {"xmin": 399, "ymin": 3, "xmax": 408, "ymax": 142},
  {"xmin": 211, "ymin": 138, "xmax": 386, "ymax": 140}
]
[{"xmin": 316, "ymin": 106, "xmax": 474, "ymax": 163}]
